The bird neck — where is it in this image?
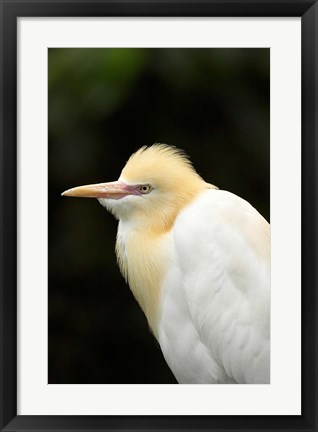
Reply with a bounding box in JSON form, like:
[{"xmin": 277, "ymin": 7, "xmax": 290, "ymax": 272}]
[
  {"xmin": 116, "ymin": 226, "xmax": 171, "ymax": 338},
  {"xmin": 115, "ymin": 182, "xmax": 216, "ymax": 336}
]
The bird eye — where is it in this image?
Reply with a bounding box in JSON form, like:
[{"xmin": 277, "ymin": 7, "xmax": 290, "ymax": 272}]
[{"xmin": 139, "ymin": 184, "xmax": 152, "ymax": 194}]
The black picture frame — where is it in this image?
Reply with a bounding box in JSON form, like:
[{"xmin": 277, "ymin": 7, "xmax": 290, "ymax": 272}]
[{"xmin": 0, "ymin": 0, "xmax": 317, "ymax": 431}]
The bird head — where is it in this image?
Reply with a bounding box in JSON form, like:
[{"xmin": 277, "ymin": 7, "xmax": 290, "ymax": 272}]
[{"xmin": 62, "ymin": 144, "xmax": 213, "ymax": 233}]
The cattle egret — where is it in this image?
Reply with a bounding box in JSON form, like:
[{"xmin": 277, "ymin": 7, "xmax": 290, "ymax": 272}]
[{"xmin": 62, "ymin": 144, "xmax": 270, "ymax": 384}]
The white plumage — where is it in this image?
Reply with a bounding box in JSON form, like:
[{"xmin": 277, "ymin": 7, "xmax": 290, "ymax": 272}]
[
  {"xmin": 158, "ymin": 189, "xmax": 269, "ymax": 383},
  {"xmin": 62, "ymin": 144, "xmax": 270, "ymax": 384}
]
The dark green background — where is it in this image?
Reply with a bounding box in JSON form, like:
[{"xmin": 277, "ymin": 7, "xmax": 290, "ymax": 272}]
[{"xmin": 48, "ymin": 48, "xmax": 270, "ymax": 384}]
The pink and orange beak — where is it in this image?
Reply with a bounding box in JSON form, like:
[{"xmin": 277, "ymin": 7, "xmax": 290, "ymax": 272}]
[{"xmin": 61, "ymin": 181, "xmax": 137, "ymax": 200}]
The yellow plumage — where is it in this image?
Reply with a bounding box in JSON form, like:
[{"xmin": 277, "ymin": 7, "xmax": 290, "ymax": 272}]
[{"xmin": 120, "ymin": 144, "xmax": 217, "ymax": 233}]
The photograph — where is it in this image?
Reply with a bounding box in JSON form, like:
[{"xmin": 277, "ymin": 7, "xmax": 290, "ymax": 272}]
[{"xmin": 48, "ymin": 47, "xmax": 270, "ymax": 384}]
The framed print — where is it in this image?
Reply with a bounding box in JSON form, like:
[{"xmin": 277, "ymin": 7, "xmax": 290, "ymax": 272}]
[{"xmin": 0, "ymin": 0, "xmax": 317, "ymax": 431}]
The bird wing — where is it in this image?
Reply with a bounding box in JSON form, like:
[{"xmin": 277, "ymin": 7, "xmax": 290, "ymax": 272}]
[{"xmin": 172, "ymin": 189, "xmax": 270, "ymax": 383}]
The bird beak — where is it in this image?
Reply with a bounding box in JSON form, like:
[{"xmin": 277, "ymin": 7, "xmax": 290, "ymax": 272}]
[{"xmin": 61, "ymin": 181, "xmax": 135, "ymax": 200}]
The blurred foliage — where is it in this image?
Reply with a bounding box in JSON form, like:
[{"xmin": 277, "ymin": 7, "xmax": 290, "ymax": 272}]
[{"xmin": 48, "ymin": 48, "xmax": 269, "ymax": 384}]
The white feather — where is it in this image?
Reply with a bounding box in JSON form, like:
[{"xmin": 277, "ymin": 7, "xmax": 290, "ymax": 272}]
[{"xmin": 158, "ymin": 189, "xmax": 270, "ymax": 384}]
